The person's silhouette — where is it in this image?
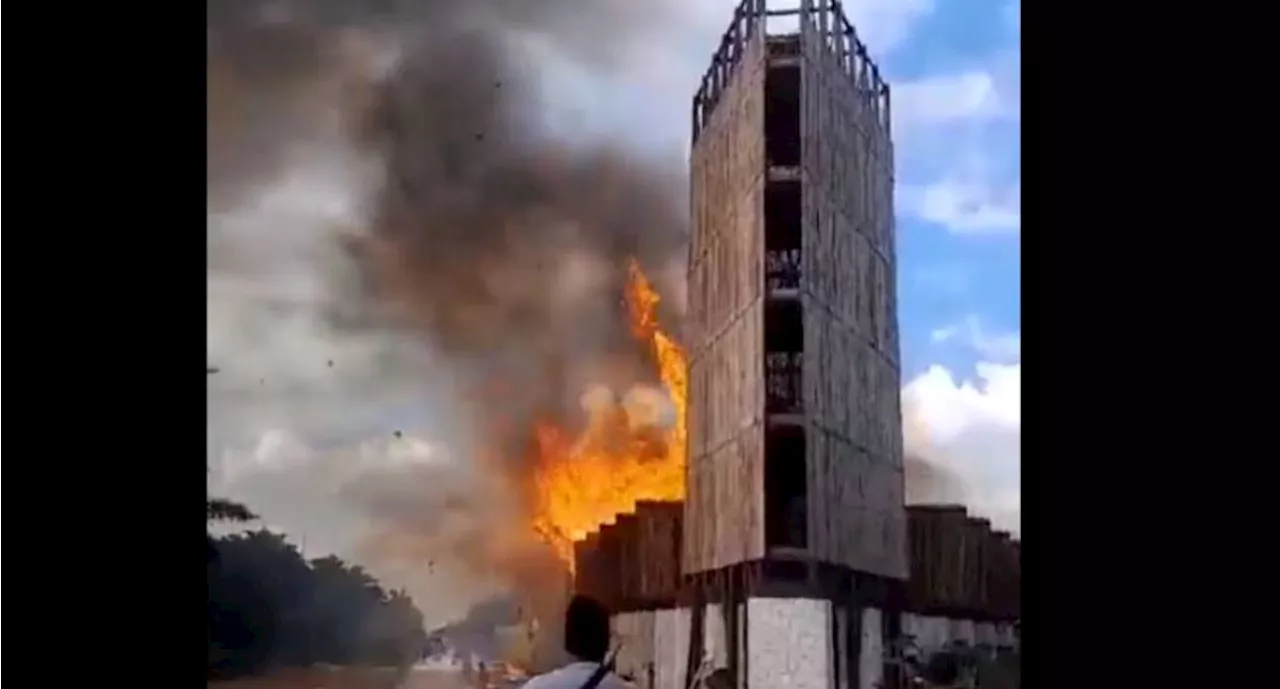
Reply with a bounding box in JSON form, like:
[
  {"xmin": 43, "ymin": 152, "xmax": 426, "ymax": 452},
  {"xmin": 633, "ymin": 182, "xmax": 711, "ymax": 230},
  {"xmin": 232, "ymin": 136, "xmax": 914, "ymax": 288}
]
[{"xmin": 522, "ymin": 595, "xmax": 627, "ymax": 689}]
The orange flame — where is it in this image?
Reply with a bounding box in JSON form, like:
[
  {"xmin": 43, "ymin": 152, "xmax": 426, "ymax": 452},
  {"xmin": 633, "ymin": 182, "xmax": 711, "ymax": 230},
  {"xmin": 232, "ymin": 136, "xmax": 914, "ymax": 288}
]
[{"xmin": 530, "ymin": 260, "xmax": 687, "ymax": 568}]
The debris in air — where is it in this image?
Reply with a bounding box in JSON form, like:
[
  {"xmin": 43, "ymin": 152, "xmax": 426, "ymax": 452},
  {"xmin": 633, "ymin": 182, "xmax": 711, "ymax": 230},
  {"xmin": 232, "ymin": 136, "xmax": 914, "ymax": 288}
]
[
  {"xmin": 327, "ymin": 359, "xmax": 334, "ymax": 368},
  {"xmin": 207, "ymin": 366, "xmax": 220, "ymax": 375},
  {"xmin": 393, "ymin": 430, "xmax": 403, "ymax": 438}
]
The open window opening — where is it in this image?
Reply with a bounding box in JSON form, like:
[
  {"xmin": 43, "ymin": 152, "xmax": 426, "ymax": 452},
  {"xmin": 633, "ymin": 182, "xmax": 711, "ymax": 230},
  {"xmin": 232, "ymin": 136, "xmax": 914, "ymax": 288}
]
[
  {"xmin": 765, "ymin": 299, "xmax": 803, "ymax": 414},
  {"xmin": 765, "ymin": 65, "xmax": 801, "ymax": 167},
  {"xmin": 765, "ymin": 426, "xmax": 807, "ymax": 550},
  {"xmin": 765, "ymin": 180, "xmax": 802, "ymax": 292}
]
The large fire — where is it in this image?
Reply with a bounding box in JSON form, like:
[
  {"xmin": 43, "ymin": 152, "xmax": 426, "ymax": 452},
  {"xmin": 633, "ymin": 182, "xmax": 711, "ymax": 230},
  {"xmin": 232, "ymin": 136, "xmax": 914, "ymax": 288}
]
[{"xmin": 530, "ymin": 260, "xmax": 688, "ymax": 567}]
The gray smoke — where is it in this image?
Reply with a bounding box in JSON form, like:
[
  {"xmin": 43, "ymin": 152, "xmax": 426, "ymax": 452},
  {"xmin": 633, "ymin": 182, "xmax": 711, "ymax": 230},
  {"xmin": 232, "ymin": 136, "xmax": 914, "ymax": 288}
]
[
  {"xmin": 207, "ymin": 0, "xmax": 700, "ymax": 628},
  {"xmin": 904, "ymin": 453, "xmax": 969, "ymax": 506}
]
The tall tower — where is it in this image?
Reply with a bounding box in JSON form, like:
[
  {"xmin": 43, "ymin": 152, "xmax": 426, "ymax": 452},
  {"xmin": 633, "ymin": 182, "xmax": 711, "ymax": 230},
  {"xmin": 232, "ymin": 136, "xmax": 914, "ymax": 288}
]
[
  {"xmin": 684, "ymin": 0, "xmax": 905, "ymax": 685},
  {"xmin": 686, "ymin": 0, "xmax": 904, "ymax": 583}
]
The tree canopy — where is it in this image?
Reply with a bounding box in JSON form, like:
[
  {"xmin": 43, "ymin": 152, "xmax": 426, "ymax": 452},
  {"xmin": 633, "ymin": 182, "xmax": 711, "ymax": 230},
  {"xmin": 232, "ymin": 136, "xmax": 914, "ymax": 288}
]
[{"xmin": 207, "ymin": 498, "xmax": 427, "ymax": 679}]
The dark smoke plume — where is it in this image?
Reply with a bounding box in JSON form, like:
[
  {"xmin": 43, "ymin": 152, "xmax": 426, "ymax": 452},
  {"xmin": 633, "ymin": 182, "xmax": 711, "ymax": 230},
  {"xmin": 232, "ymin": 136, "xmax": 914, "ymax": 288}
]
[
  {"xmin": 354, "ymin": 30, "xmax": 686, "ymax": 371},
  {"xmin": 207, "ymin": 0, "xmax": 694, "ymax": 628},
  {"xmin": 208, "ymin": 0, "xmax": 689, "ymax": 404}
]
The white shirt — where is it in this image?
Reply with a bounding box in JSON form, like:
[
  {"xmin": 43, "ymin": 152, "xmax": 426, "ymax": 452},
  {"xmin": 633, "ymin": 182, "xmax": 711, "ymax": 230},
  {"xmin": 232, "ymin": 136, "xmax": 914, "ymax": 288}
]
[{"xmin": 521, "ymin": 661, "xmax": 632, "ymax": 689}]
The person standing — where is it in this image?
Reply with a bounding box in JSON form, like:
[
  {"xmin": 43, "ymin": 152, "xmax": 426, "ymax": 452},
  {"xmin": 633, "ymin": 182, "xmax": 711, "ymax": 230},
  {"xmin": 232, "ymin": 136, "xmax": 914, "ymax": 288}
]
[{"xmin": 522, "ymin": 596, "xmax": 628, "ymax": 689}]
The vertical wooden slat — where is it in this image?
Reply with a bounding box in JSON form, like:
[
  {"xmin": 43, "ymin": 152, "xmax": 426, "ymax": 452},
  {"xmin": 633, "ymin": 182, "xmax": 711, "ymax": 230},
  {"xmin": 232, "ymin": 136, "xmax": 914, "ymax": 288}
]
[
  {"xmin": 1009, "ymin": 540, "xmax": 1021, "ymax": 620},
  {"xmin": 796, "ymin": 0, "xmax": 904, "ymax": 579},
  {"xmin": 636, "ymin": 503, "xmax": 656, "ymax": 601},
  {"xmin": 602, "ymin": 523, "xmax": 627, "ymax": 612},
  {"xmin": 616, "ymin": 514, "xmax": 640, "ymax": 606},
  {"xmin": 634, "ymin": 501, "xmax": 682, "ymax": 602},
  {"xmin": 905, "ymin": 507, "xmax": 927, "ymax": 612},
  {"xmin": 687, "ymin": 20, "xmax": 767, "ymax": 576},
  {"xmin": 691, "ymin": 0, "xmax": 901, "ymax": 578},
  {"xmin": 961, "ymin": 517, "xmax": 987, "ymax": 614}
]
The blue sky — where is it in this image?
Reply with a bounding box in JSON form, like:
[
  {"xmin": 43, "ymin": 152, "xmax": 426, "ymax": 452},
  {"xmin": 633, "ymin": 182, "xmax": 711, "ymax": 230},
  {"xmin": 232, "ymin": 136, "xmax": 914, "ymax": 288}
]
[
  {"xmin": 874, "ymin": 0, "xmax": 1021, "ymax": 533},
  {"xmin": 889, "ymin": 0, "xmax": 1021, "ymax": 382}
]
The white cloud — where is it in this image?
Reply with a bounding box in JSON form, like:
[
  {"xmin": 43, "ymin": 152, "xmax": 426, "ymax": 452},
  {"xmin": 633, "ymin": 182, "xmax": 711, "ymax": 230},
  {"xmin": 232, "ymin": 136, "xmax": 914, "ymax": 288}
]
[
  {"xmin": 892, "ymin": 31, "xmax": 1020, "ymax": 237},
  {"xmin": 901, "ymin": 178, "xmax": 1020, "ymax": 235},
  {"xmin": 893, "ymin": 70, "xmax": 1009, "ymax": 131},
  {"xmin": 838, "ymin": 0, "xmax": 936, "ymax": 54},
  {"xmin": 932, "ymin": 317, "xmax": 1020, "ymax": 359},
  {"xmin": 907, "ymin": 318, "xmax": 1020, "ymax": 534},
  {"xmin": 536, "ymin": 0, "xmax": 938, "ymax": 153},
  {"xmin": 903, "ymin": 360, "xmax": 1021, "ymax": 535},
  {"xmin": 686, "ymin": 0, "xmax": 936, "ymax": 56}
]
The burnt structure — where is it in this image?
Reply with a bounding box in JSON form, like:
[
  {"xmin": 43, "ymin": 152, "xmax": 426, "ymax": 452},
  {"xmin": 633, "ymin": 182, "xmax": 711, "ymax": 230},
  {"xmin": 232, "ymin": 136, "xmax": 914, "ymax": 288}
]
[
  {"xmin": 577, "ymin": 504, "xmax": 1021, "ymax": 621},
  {"xmin": 573, "ymin": 1, "xmax": 1017, "ymax": 687}
]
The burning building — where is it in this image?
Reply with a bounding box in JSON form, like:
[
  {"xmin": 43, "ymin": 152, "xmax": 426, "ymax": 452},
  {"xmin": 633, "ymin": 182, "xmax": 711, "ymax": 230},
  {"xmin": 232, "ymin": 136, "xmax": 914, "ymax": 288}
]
[{"xmin": 566, "ymin": 2, "xmax": 1018, "ymax": 689}]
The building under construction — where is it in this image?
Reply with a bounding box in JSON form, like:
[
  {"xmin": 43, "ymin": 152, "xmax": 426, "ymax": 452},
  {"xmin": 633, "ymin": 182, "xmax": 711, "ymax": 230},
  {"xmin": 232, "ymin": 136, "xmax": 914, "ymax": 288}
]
[{"xmin": 573, "ymin": 1, "xmax": 1019, "ymax": 688}]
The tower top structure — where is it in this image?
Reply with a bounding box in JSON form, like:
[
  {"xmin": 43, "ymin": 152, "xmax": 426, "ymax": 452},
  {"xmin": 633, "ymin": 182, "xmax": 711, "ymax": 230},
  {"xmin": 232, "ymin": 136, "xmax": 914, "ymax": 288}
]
[{"xmin": 691, "ymin": 0, "xmax": 891, "ymax": 145}]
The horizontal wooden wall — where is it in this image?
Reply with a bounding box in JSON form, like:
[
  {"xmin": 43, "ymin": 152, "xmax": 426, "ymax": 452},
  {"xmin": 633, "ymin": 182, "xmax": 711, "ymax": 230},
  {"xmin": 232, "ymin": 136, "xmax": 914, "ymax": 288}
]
[
  {"xmin": 798, "ymin": 7, "xmax": 905, "ymax": 581},
  {"xmin": 687, "ymin": 20, "xmax": 768, "ymax": 575}
]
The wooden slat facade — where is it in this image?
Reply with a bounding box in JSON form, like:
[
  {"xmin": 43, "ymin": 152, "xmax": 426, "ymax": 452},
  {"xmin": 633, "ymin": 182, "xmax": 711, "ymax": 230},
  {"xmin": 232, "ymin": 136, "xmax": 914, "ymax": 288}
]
[
  {"xmin": 636, "ymin": 501, "xmax": 684, "ymax": 602},
  {"xmin": 984, "ymin": 531, "xmax": 1020, "ymax": 620},
  {"xmin": 962, "ymin": 518, "xmax": 989, "ymax": 613},
  {"xmin": 574, "ymin": 533, "xmax": 602, "ymax": 604},
  {"xmin": 687, "ymin": 6, "xmax": 769, "ymax": 575},
  {"xmin": 617, "ymin": 514, "xmax": 641, "ymax": 605},
  {"xmin": 797, "ymin": 0, "xmax": 905, "ymax": 581},
  {"xmin": 598, "ymin": 523, "xmax": 623, "ymax": 612},
  {"xmin": 905, "ymin": 506, "xmax": 1019, "ymax": 620},
  {"xmin": 574, "ymin": 502, "xmax": 684, "ymax": 612},
  {"xmin": 905, "ymin": 505, "xmax": 968, "ymax": 611},
  {"xmin": 580, "ymin": 500, "xmax": 1017, "ymax": 621}
]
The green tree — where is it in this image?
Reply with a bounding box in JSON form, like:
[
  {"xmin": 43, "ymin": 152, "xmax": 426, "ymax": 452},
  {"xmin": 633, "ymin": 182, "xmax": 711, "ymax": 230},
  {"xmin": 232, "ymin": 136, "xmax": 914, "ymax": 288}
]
[{"xmin": 207, "ymin": 503, "xmax": 428, "ymax": 678}]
